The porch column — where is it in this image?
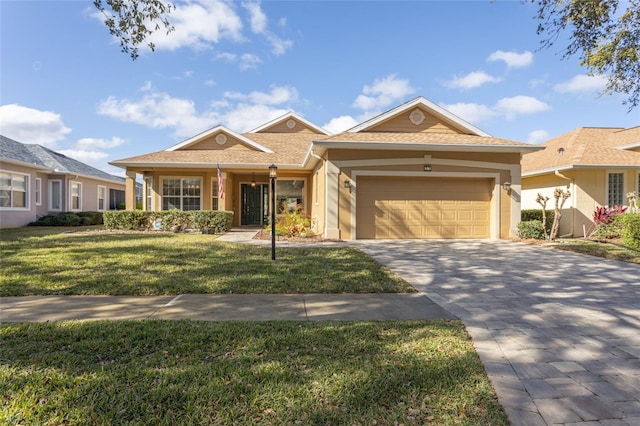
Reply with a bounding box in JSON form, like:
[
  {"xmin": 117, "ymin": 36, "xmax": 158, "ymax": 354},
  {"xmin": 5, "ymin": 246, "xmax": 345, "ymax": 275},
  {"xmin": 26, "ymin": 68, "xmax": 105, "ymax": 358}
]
[
  {"xmin": 509, "ymin": 165, "xmax": 522, "ymax": 239},
  {"xmin": 325, "ymin": 161, "xmax": 341, "ymax": 239},
  {"xmin": 125, "ymin": 170, "xmax": 137, "ymax": 210}
]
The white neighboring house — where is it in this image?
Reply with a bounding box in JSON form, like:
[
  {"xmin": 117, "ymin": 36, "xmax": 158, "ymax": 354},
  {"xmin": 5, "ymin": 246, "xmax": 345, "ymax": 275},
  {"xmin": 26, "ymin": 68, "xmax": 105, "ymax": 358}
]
[{"xmin": 0, "ymin": 135, "xmax": 126, "ymax": 228}]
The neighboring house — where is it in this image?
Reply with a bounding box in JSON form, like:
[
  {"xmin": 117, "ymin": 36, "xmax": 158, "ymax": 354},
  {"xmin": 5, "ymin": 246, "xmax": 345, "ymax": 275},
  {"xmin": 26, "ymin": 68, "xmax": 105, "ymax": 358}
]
[
  {"xmin": 521, "ymin": 127, "xmax": 640, "ymax": 237},
  {"xmin": 0, "ymin": 135, "xmax": 126, "ymax": 228},
  {"xmin": 111, "ymin": 97, "xmax": 541, "ymax": 240}
]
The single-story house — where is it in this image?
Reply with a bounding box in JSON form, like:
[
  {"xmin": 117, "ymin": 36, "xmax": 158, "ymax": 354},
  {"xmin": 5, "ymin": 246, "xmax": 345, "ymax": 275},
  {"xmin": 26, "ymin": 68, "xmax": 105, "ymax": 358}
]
[
  {"xmin": 111, "ymin": 96, "xmax": 541, "ymax": 239},
  {"xmin": 521, "ymin": 127, "xmax": 640, "ymax": 237},
  {"xmin": 0, "ymin": 135, "xmax": 126, "ymax": 228}
]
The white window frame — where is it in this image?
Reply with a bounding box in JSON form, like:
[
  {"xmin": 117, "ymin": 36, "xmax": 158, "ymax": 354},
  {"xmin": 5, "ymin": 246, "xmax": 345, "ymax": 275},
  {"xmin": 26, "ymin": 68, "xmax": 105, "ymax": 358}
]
[
  {"xmin": 0, "ymin": 170, "xmax": 29, "ymax": 210},
  {"xmin": 161, "ymin": 177, "xmax": 202, "ymax": 211},
  {"xmin": 35, "ymin": 178, "xmax": 42, "ymax": 206},
  {"xmin": 49, "ymin": 179, "xmax": 62, "ymax": 211},
  {"xmin": 97, "ymin": 185, "xmax": 106, "ymax": 211},
  {"xmin": 144, "ymin": 177, "xmax": 154, "ymax": 211},
  {"xmin": 607, "ymin": 171, "xmax": 625, "ymax": 207},
  {"xmin": 212, "ymin": 178, "xmax": 219, "ymax": 211},
  {"xmin": 69, "ymin": 181, "xmax": 82, "ymax": 211}
]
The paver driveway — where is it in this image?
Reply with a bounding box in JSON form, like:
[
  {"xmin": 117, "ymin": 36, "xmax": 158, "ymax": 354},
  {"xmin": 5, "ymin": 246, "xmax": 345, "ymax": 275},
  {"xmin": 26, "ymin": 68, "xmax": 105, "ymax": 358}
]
[{"xmin": 352, "ymin": 239, "xmax": 640, "ymax": 425}]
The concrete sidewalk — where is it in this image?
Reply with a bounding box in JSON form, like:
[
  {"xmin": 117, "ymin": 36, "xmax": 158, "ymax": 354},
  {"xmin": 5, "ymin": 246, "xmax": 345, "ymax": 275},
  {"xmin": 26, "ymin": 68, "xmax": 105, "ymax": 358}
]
[{"xmin": 0, "ymin": 293, "xmax": 456, "ymax": 323}]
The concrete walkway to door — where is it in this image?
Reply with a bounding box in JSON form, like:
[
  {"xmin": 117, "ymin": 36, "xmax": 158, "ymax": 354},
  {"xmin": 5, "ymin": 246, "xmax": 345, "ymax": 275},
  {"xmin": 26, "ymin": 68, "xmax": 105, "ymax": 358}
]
[{"xmin": 351, "ymin": 239, "xmax": 640, "ymax": 425}]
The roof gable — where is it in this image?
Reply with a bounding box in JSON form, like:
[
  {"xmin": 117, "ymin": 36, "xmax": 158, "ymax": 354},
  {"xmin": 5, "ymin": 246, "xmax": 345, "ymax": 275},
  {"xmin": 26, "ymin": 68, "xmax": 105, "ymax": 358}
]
[
  {"xmin": 166, "ymin": 125, "xmax": 274, "ymax": 153},
  {"xmin": 347, "ymin": 96, "xmax": 491, "ymax": 137},
  {"xmin": 249, "ymin": 112, "xmax": 330, "ymax": 135}
]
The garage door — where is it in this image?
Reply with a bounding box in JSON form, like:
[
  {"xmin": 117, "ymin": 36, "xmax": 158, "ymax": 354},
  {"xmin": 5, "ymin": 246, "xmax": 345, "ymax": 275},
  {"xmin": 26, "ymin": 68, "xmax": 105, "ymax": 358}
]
[{"xmin": 356, "ymin": 176, "xmax": 492, "ymax": 239}]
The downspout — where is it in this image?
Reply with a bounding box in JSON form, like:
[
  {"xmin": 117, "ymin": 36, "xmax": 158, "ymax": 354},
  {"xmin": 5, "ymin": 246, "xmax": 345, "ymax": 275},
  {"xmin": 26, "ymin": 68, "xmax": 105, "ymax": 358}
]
[
  {"xmin": 554, "ymin": 170, "xmax": 575, "ymax": 238},
  {"xmin": 309, "ymin": 148, "xmax": 326, "ymax": 236}
]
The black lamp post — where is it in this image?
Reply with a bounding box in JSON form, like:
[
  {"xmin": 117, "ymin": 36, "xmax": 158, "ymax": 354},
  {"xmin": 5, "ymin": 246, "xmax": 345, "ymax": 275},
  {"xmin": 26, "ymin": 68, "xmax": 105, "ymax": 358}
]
[{"xmin": 269, "ymin": 164, "xmax": 277, "ymax": 260}]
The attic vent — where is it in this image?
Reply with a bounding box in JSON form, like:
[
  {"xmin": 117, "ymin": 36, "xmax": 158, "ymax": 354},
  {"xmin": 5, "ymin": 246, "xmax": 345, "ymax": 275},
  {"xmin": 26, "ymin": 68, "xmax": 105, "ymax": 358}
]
[
  {"xmin": 286, "ymin": 119, "xmax": 296, "ymax": 129},
  {"xmin": 557, "ymin": 147, "xmax": 565, "ymax": 156},
  {"xmin": 409, "ymin": 109, "xmax": 425, "ymax": 126},
  {"xmin": 215, "ymin": 134, "xmax": 228, "ymax": 145}
]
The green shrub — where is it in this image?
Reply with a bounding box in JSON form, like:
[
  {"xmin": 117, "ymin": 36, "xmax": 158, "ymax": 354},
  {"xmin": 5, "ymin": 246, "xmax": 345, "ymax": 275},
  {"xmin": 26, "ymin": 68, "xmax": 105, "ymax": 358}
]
[
  {"xmin": 267, "ymin": 204, "xmax": 313, "ymax": 237},
  {"xmin": 103, "ymin": 210, "xmax": 233, "ymax": 233},
  {"xmin": 28, "ymin": 213, "xmax": 86, "ymax": 227},
  {"xmin": 76, "ymin": 211, "xmax": 103, "ymax": 225},
  {"xmin": 620, "ymin": 213, "xmax": 640, "ymax": 250},
  {"xmin": 521, "ymin": 209, "xmax": 554, "ymax": 233},
  {"xmin": 592, "ymin": 214, "xmax": 625, "ymax": 239},
  {"xmin": 517, "ymin": 220, "xmax": 546, "ymax": 240}
]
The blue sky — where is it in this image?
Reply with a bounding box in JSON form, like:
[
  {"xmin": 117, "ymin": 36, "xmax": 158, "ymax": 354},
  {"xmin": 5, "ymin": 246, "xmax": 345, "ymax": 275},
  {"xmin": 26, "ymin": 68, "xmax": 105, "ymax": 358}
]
[{"xmin": 1, "ymin": 0, "xmax": 638, "ymax": 177}]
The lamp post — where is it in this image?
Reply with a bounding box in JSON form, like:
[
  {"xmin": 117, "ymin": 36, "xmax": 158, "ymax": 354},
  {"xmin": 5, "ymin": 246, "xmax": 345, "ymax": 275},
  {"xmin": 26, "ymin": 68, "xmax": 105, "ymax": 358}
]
[{"xmin": 269, "ymin": 164, "xmax": 277, "ymax": 261}]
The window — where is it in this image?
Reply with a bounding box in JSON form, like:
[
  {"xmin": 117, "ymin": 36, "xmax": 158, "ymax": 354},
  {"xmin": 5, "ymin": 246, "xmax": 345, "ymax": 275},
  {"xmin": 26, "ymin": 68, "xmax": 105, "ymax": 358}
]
[
  {"xmin": 145, "ymin": 178, "xmax": 153, "ymax": 211},
  {"xmin": 212, "ymin": 179, "xmax": 219, "ymax": 210},
  {"xmin": 97, "ymin": 186, "xmax": 106, "ymax": 211},
  {"xmin": 49, "ymin": 180, "xmax": 61, "ymax": 211},
  {"xmin": 608, "ymin": 173, "xmax": 624, "ymax": 207},
  {"xmin": 70, "ymin": 181, "xmax": 82, "ymax": 211},
  {"xmin": 276, "ymin": 179, "xmax": 305, "ymax": 213},
  {"xmin": 0, "ymin": 171, "xmax": 28, "ymax": 209},
  {"xmin": 35, "ymin": 178, "xmax": 42, "ymax": 205},
  {"xmin": 162, "ymin": 177, "xmax": 201, "ymax": 210}
]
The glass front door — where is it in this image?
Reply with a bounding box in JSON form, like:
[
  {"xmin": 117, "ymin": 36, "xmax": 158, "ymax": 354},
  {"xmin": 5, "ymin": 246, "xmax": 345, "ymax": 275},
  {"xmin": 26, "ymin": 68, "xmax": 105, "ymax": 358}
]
[{"xmin": 242, "ymin": 184, "xmax": 266, "ymax": 226}]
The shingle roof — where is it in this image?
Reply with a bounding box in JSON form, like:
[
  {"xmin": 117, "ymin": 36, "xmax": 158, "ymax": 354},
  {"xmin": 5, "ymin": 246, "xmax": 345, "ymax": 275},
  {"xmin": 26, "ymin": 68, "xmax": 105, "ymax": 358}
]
[
  {"xmin": 320, "ymin": 131, "xmax": 538, "ymax": 148},
  {"xmin": 111, "ymin": 133, "xmax": 321, "ymax": 167},
  {"xmin": 0, "ymin": 135, "xmax": 125, "ymax": 183},
  {"xmin": 521, "ymin": 127, "xmax": 640, "ymax": 175}
]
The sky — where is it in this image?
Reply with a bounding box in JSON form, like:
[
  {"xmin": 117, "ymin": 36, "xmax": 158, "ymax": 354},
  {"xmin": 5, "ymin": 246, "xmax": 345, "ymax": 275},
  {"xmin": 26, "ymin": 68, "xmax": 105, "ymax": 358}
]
[{"xmin": 1, "ymin": 0, "xmax": 638, "ymax": 177}]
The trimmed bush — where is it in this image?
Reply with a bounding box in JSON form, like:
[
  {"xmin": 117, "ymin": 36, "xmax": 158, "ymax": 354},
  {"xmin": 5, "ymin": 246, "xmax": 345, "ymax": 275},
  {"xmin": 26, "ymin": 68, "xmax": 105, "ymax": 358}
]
[
  {"xmin": 517, "ymin": 220, "xmax": 546, "ymax": 240},
  {"xmin": 76, "ymin": 211, "xmax": 103, "ymax": 225},
  {"xmin": 28, "ymin": 212, "xmax": 92, "ymax": 227},
  {"xmin": 521, "ymin": 209, "xmax": 554, "ymax": 233},
  {"xmin": 103, "ymin": 210, "xmax": 233, "ymax": 233},
  {"xmin": 592, "ymin": 214, "xmax": 625, "ymax": 239},
  {"xmin": 620, "ymin": 213, "xmax": 640, "ymax": 250}
]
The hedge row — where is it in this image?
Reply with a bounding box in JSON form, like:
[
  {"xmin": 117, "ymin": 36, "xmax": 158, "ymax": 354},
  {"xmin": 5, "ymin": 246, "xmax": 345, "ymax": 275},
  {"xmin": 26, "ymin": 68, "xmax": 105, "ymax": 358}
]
[
  {"xmin": 620, "ymin": 213, "xmax": 640, "ymax": 250},
  {"xmin": 521, "ymin": 209, "xmax": 555, "ymax": 233},
  {"xmin": 103, "ymin": 210, "xmax": 233, "ymax": 233},
  {"xmin": 29, "ymin": 212, "xmax": 103, "ymax": 227}
]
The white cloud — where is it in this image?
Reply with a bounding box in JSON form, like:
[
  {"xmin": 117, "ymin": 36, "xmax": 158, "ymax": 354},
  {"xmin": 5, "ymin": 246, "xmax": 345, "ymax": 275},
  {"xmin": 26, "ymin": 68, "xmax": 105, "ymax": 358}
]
[
  {"xmin": 75, "ymin": 137, "xmax": 126, "ymax": 150},
  {"xmin": 323, "ymin": 115, "xmax": 359, "ymax": 134},
  {"xmin": 97, "ymin": 84, "xmax": 299, "ymax": 137},
  {"xmin": 146, "ymin": 1, "xmax": 244, "ymax": 51},
  {"xmin": 445, "ymin": 71, "xmax": 502, "ymax": 89},
  {"xmin": 239, "ymin": 53, "xmax": 263, "ymax": 70},
  {"xmin": 216, "ymin": 51, "xmax": 237, "ymax": 62},
  {"xmin": 265, "ymin": 33, "xmax": 293, "ymax": 56},
  {"xmin": 58, "ymin": 149, "xmax": 109, "ymax": 165},
  {"xmin": 352, "ymin": 74, "xmax": 415, "ymax": 113},
  {"xmin": 496, "ymin": 95, "xmax": 551, "ymax": 119},
  {"xmin": 526, "ymin": 129, "xmax": 550, "ymax": 144},
  {"xmin": 0, "ymin": 104, "xmax": 71, "ymax": 147},
  {"xmin": 487, "ymin": 50, "xmax": 533, "ymax": 68},
  {"xmin": 553, "ymin": 74, "xmax": 608, "ymax": 93},
  {"xmin": 439, "ymin": 102, "xmax": 498, "ymax": 124},
  {"xmin": 242, "ymin": 2, "xmax": 267, "ymax": 34},
  {"xmin": 224, "ymin": 86, "xmax": 298, "ymax": 105}
]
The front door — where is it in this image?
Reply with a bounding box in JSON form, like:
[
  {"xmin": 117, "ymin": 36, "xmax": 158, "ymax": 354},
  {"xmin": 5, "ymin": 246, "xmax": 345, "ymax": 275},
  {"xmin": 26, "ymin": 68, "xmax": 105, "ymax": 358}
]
[{"xmin": 242, "ymin": 184, "xmax": 264, "ymax": 225}]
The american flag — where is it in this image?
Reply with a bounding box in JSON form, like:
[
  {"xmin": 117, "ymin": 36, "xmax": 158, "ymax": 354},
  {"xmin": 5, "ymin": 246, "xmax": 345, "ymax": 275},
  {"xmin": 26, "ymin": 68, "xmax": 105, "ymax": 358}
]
[{"xmin": 217, "ymin": 164, "xmax": 225, "ymax": 200}]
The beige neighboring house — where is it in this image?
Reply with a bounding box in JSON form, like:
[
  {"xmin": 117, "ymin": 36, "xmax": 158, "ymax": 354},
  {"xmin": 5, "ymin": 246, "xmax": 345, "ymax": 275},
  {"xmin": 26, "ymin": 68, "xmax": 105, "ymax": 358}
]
[
  {"xmin": 0, "ymin": 135, "xmax": 126, "ymax": 228},
  {"xmin": 521, "ymin": 127, "xmax": 640, "ymax": 237},
  {"xmin": 111, "ymin": 97, "xmax": 541, "ymax": 240}
]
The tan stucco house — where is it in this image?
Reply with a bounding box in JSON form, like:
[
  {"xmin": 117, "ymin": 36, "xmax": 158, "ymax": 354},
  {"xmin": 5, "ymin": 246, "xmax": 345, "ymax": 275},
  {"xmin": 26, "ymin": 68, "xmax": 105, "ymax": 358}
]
[
  {"xmin": 521, "ymin": 127, "xmax": 640, "ymax": 237},
  {"xmin": 111, "ymin": 97, "xmax": 541, "ymax": 239},
  {"xmin": 0, "ymin": 135, "xmax": 126, "ymax": 228}
]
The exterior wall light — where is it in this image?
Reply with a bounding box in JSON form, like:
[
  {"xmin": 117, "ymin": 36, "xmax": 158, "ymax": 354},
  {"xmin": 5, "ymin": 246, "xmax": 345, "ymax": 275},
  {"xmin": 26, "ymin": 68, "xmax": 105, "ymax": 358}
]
[
  {"xmin": 424, "ymin": 165, "xmax": 432, "ymax": 172},
  {"xmin": 344, "ymin": 179, "xmax": 351, "ymax": 188},
  {"xmin": 502, "ymin": 181, "xmax": 511, "ymax": 192}
]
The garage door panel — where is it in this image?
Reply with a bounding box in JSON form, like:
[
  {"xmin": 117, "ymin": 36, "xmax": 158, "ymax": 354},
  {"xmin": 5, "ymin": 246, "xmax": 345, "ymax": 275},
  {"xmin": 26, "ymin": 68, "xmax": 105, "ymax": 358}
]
[{"xmin": 356, "ymin": 176, "xmax": 492, "ymax": 239}]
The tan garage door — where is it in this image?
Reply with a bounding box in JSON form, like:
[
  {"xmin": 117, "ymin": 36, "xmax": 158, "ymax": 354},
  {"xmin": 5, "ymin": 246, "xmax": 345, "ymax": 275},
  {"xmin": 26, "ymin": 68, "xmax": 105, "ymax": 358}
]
[{"xmin": 356, "ymin": 176, "xmax": 492, "ymax": 239}]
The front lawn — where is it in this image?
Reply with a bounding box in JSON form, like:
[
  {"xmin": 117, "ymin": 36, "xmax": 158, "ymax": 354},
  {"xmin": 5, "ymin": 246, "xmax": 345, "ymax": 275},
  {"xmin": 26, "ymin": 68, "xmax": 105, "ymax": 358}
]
[
  {"xmin": 0, "ymin": 228, "xmax": 414, "ymax": 296},
  {"xmin": 552, "ymin": 240, "xmax": 640, "ymax": 264},
  {"xmin": 0, "ymin": 319, "xmax": 508, "ymax": 425}
]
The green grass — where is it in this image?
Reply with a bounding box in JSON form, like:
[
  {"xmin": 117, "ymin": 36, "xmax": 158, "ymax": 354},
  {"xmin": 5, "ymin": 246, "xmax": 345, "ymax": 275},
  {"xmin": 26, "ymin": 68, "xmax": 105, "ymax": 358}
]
[
  {"xmin": 553, "ymin": 240, "xmax": 640, "ymax": 264},
  {"xmin": 0, "ymin": 320, "xmax": 508, "ymax": 425},
  {"xmin": 0, "ymin": 227, "xmax": 414, "ymax": 296}
]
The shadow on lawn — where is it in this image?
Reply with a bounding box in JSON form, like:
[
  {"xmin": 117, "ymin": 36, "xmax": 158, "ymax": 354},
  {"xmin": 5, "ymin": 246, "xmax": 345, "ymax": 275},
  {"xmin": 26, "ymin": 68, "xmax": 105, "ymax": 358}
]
[
  {"xmin": 0, "ymin": 320, "xmax": 508, "ymax": 425},
  {"xmin": 1, "ymin": 233, "xmax": 411, "ymax": 296}
]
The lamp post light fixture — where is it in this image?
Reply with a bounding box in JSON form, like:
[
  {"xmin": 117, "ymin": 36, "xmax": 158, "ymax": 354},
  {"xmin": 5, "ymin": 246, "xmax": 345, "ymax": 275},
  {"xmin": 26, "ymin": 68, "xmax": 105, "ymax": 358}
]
[{"xmin": 269, "ymin": 164, "xmax": 277, "ymax": 261}]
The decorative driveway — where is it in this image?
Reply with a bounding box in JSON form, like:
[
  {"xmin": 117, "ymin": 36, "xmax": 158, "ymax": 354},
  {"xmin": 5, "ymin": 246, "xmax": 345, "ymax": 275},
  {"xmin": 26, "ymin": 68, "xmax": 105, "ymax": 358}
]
[{"xmin": 352, "ymin": 240, "xmax": 640, "ymax": 425}]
